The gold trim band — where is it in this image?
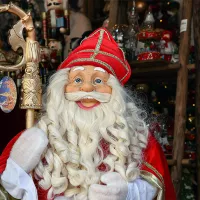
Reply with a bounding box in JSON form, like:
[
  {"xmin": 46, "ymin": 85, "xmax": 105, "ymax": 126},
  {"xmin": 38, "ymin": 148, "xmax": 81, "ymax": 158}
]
[
  {"xmin": 140, "ymin": 170, "xmax": 165, "ymax": 200},
  {"xmin": 143, "ymin": 161, "xmax": 165, "ymax": 187}
]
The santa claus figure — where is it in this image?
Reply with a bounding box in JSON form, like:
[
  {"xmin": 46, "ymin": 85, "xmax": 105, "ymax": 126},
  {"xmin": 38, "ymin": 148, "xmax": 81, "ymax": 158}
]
[
  {"xmin": 0, "ymin": 28, "xmax": 176, "ymax": 200},
  {"xmin": 160, "ymin": 30, "xmax": 176, "ymax": 62}
]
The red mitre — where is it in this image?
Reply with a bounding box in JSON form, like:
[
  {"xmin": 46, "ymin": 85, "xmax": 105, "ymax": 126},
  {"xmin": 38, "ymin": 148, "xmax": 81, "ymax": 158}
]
[{"xmin": 58, "ymin": 28, "xmax": 131, "ymax": 85}]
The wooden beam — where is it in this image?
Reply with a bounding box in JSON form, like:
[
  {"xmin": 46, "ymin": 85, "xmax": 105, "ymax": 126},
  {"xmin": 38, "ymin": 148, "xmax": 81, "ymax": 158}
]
[
  {"xmin": 108, "ymin": 0, "xmax": 119, "ymax": 29},
  {"xmin": 87, "ymin": 0, "xmax": 94, "ymax": 20},
  {"xmin": 171, "ymin": 0, "xmax": 193, "ymax": 198},
  {"xmin": 167, "ymin": 159, "xmax": 196, "ymax": 167},
  {"xmin": 82, "ymin": 0, "xmax": 87, "ymax": 15},
  {"xmin": 193, "ymin": 0, "xmax": 200, "ymax": 199}
]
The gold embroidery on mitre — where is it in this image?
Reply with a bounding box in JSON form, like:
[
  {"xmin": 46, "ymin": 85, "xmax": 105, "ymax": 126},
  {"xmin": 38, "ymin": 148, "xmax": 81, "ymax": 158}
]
[
  {"xmin": 67, "ymin": 29, "xmax": 131, "ymax": 83},
  {"xmin": 78, "ymin": 49, "xmax": 129, "ymax": 71},
  {"xmin": 140, "ymin": 170, "xmax": 165, "ymax": 200},
  {"xmin": 75, "ymin": 49, "xmax": 130, "ymax": 82},
  {"xmin": 90, "ymin": 29, "xmax": 104, "ymax": 59}
]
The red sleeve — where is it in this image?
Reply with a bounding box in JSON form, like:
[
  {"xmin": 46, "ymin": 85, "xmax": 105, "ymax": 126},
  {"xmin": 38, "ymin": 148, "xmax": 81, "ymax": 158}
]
[
  {"xmin": 0, "ymin": 131, "xmax": 23, "ymax": 174},
  {"xmin": 0, "ymin": 130, "xmax": 49, "ymax": 200},
  {"xmin": 140, "ymin": 133, "xmax": 176, "ymax": 200}
]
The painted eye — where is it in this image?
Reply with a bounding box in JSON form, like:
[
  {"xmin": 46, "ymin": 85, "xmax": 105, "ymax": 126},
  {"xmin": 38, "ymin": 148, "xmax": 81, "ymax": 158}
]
[
  {"xmin": 94, "ymin": 78, "xmax": 103, "ymax": 84},
  {"xmin": 74, "ymin": 77, "xmax": 82, "ymax": 84}
]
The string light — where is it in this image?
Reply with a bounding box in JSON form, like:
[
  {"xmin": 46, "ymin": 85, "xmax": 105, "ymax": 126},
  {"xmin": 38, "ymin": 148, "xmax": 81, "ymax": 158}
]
[
  {"xmin": 160, "ymin": 19, "xmax": 163, "ymax": 23},
  {"xmin": 158, "ymin": 102, "xmax": 161, "ymax": 104},
  {"xmin": 188, "ymin": 117, "xmax": 192, "ymax": 123}
]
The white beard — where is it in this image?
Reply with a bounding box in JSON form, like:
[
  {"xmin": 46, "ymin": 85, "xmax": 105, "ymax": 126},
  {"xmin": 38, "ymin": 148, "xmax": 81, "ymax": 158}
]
[
  {"xmin": 61, "ymin": 95, "xmax": 119, "ymax": 172},
  {"xmin": 35, "ymin": 71, "xmax": 148, "ymax": 199}
]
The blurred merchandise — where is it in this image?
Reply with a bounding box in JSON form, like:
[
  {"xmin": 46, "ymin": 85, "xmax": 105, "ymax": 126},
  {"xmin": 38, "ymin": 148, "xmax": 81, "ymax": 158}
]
[
  {"xmin": 124, "ymin": 1, "xmax": 139, "ymax": 61},
  {"xmin": 137, "ymin": 6, "xmax": 161, "ymax": 61}
]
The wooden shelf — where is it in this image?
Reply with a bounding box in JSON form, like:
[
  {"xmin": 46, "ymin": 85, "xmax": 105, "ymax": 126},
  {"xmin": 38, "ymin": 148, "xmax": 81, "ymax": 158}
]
[{"xmin": 128, "ymin": 60, "xmax": 180, "ymax": 83}]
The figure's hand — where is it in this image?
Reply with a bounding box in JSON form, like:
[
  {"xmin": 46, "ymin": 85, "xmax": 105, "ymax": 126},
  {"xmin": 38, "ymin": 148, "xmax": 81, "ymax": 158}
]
[
  {"xmin": 88, "ymin": 172, "xmax": 128, "ymax": 200},
  {"xmin": 10, "ymin": 127, "xmax": 48, "ymax": 173},
  {"xmin": 126, "ymin": 178, "xmax": 158, "ymax": 200}
]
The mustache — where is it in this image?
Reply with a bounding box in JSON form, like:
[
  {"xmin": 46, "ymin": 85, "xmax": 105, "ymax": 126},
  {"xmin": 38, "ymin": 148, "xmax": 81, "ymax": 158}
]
[{"xmin": 65, "ymin": 91, "xmax": 111, "ymax": 103}]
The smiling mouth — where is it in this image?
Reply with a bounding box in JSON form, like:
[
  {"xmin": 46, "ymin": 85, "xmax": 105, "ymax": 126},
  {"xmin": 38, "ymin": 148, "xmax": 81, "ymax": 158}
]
[{"xmin": 76, "ymin": 97, "xmax": 100, "ymax": 110}]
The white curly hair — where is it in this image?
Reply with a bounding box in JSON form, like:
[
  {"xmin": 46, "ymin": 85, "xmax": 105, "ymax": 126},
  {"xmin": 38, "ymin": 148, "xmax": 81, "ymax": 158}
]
[{"xmin": 34, "ymin": 68, "xmax": 149, "ymax": 200}]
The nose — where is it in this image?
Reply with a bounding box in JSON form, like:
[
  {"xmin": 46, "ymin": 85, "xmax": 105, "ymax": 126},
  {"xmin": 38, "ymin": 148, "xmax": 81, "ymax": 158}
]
[{"xmin": 80, "ymin": 82, "xmax": 94, "ymax": 92}]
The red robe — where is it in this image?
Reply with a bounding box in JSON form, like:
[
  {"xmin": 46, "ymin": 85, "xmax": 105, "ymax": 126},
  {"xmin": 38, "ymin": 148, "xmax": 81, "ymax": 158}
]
[{"xmin": 0, "ymin": 132, "xmax": 176, "ymax": 200}]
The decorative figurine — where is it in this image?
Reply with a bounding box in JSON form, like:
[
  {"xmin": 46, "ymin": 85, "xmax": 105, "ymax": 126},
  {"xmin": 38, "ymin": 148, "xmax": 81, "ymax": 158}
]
[
  {"xmin": 48, "ymin": 39, "xmax": 62, "ymax": 69},
  {"xmin": 44, "ymin": 0, "xmax": 70, "ymax": 40},
  {"xmin": 160, "ymin": 30, "xmax": 177, "ymax": 62},
  {"xmin": 137, "ymin": 6, "xmax": 161, "ymax": 61},
  {"xmin": 43, "ymin": 0, "xmax": 70, "ymax": 61}
]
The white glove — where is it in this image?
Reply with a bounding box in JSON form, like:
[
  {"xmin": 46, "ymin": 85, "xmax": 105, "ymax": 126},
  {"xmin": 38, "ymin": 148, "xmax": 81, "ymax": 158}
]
[
  {"xmin": 126, "ymin": 178, "xmax": 158, "ymax": 200},
  {"xmin": 88, "ymin": 172, "xmax": 128, "ymax": 200},
  {"xmin": 10, "ymin": 127, "xmax": 48, "ymax": 173},
  {"xmin": 1, "ymin": 158, "xmax": 38, "ymax": 200}
]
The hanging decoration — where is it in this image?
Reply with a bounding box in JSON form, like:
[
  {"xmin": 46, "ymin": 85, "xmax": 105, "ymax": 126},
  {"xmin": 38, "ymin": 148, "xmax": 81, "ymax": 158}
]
[{"xmin": 0, "ymin": 76, "xmax": 17, "ymax": 113}]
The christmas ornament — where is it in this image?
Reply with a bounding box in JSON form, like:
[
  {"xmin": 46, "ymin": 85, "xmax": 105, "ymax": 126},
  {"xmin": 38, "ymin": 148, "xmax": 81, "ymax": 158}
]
[
  {"xmin": 0, "ymin": 76, "xmax": 17, "ymax": 113},
  {"xmin": 124, "ymin": 0, "xmax": 140, "ymax": 61},
  {"xmin": 111, "ymin": 24, "xmax": 128, "ymax": 52},
  {"xmin": 137, "ymin": 6, "xmax": 161, "ymax": 61}
]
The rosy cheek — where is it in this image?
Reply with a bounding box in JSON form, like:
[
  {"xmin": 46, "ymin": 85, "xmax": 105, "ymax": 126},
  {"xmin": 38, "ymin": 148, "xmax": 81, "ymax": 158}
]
[
  {"xmin": 96, "ymin": 86, "xmax": 112, "ymax": 94},
  {"xmin": 65, "ymin": 84, "xmax": 80, "ymax": 93}
]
